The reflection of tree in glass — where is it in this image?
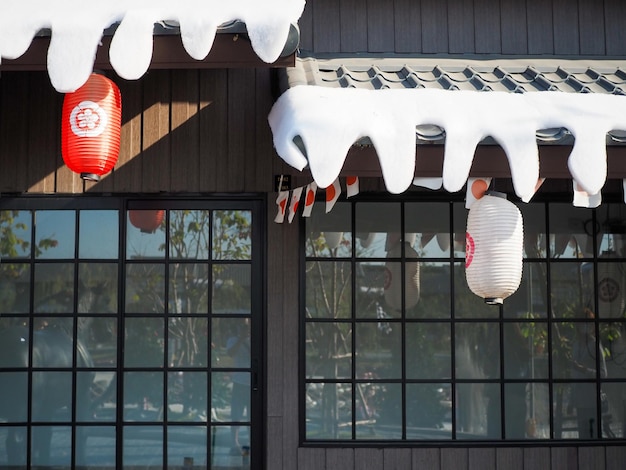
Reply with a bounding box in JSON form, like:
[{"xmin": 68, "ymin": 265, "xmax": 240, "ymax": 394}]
[
  {"xmin": 0, "ymin": 211, "xmax": 58, "ymax": 312},
  {"xmin": 306, "ymin": 233, "xmax": 356, "ymax": 438}
]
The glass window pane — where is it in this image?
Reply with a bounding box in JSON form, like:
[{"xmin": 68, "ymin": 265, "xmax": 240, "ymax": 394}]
[
  {"xmin": 306, "ymin": 322, "xmax": 352, "ymax": 379},
  {"xmin": 0, "ymin": 210, "xmax": 31, "ymax": 259},
  {"xmin": 34, "ymin": 263, "xmax": 74, "ymax": 314},
  {"xmin": 409, "ymin": 262, "xmax": 451, "ymax": 319},
  {"xmin": 406, "ymin": 383, "xmax": 452, "ymax": 439},
  {"xmin": 550, "ymin": 262, "xmax": 590, "ymax": 318},
  {"xmin": 503, "ymin": 323, "xmax": 534, "ymax": 380},
  {"xmin": 169, "ymin": 317, "xmax": 208, "ymax": 367},
  {"xmin": 504, "ymin": 263, "xmax": 548, "ymax": 319},
  {"xmin": 126, "ymin": 210, "xmax": 165, "ymax": 259},
  {"xmin": 378, "ymin": 259, "xmax": 421, "ymax": 315},
  {"xmin": 211, "ymin": 372, "xmax": 250, "ymax": 425},
  {"xmin": 596, "ymin": 203, "xmax": 626, "ymax": 256},
  {"xmin": 405, "ymin": 202, "xmax": 451, "ymax": 258},
  {"xmin": 306, "ymin": 202, "xmax": 352, "ymax": 258},
  {"xmin": 170, "ymin": 210, "xmax": 210, "ymax": 259},
  {"xmin": 508, "ymin": 321, "xmax": 548, "ymax": 379},
  {"xmin": 77, "ymin": 426, "xmax": 116, "ymax": 467},
  {"xmin": 78, "ymin": 263, "xmax": 118, "ymax": 313},
  {"xmin": 306, "ymin": 261, "xmax": 352, "ymax": 319},
  {"xmin": 169, "ymin": 263, "xmax": 208, "ymax": 314},
  {"xmin": 34, "ymin": 210, "xmax": 75, "ymax": 259},
  {"xmin": 32, "ymin": 372, "xmax": 72, "ymax": 421},
  {"xmin": 0, "ymin": 372, "xmax": 28, "ymax": 421},
  {"xmin": 504, "ymin": 383, "xmax": 536, "ymax": 439},
  {"xmin": 456, "ymin": 382, "xmax": 499, "ymax": 439},
  {"xmin": 123, "ymin": 425, "xmax": 163, "ymax": 467},
  {"xmin": 79, "ymin": 210, "xmax": 119, "ymax": 259},
  {"xmin": 79, "ymin": 317, "xmax": 117, "ymax": 367},
  {"xmin": 86, "ymin": 371, "xmax": 116, "ymax": 422},
  {"xmin": 0, "ymin": 426, "xmax": 26, "ymax": 465},
  {"xmin": 523, "ymin": 383, "xmax": 550, "ymax": 439},
  {"xmin": 123, "ymin": 372, "xmax": 164, "ymax": 421},
  {"xmin": 32, "ymin": 319, "xmax": 74, "ymax": 367},
  {"xmin": 167, "ymin": 426, "xmax": 207, "ymax": 468},
  {"xmin": 549, "ymin": 204, "xmax": 594, "ymax": 258},
  {"xmin": 0, "ymin": 323, "xmax": 30, "ymax": 367},
  {"xmin": 355, "ymin": 323, "xmax": 401, "ymax": 379},
  {"xmin": 406, "ymin": 322, "xmax": 451, "ymax": 380},
  {"xmin": 32, "ymin": 425, "xmax": 71, "ymax": 467},
  {"xmin": 456, "ymin": 323, "xmax": 500, "ymax": 379},
  {"xmin": 355, "ymin": 261, "xmax": 385, "ymax": 318},
  {"xmin": 212, "ymin": 264, "xmax": 251, "ymax": 314},
  {"xmin": 168, "ymin": 371, "xmax": 207, "ymax": 422},
  {"xmin": 601, "ymin": 321, "xmax": 626, "ymax": 379},
  {"xmin": 124, "ymin": 318, "xmax": 164, "ymax": 367},
  {"xmin": 557, "ymin": 383, "xmax": 600, "ymax": 439},
  {"xmin": 305, "ymin": 383, "xmax": 352, "ymax": 439},
  {"xmin": 601, "ymin": 382, "xmax": 625, "ymax": 438},
  {"xmin": 212, "ymin": 210, "xmax": 252, "ymax": 260},
  {"xmin": 355, "ymin": 202, "xmax": 401, "ymax": 258},
  {"xmin": 211, "ymin": 425, "xmax": 250, "ymax": 462},
  {"xmin": 520, "ymin": 203, "xmax": 547, "ymax": 258},
  {"xmin": 596, "ymin": 260, "xmax": 626, "ymax": 319},
  {"xmin": 0, "ymin": 263, "xmax": 30, "ymax": 313},
  {"xmin": 125, "ymin": 264, "xmax": 165, "ymax": 314},
  {"xmin": 355, "ymin": 383, "xmax": 401, "ymax": 439}
]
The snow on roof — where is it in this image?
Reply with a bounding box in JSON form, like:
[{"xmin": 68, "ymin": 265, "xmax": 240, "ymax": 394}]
[
  {"xmin": 0, "ymin": 0, "xmax": 305, "ymax": 92},
  {"xmin": 268, "ymin": 58, "xmax": 626, "ymax": 202}
]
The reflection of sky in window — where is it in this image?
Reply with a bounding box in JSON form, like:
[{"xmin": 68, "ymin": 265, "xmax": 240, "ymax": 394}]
[
  {"xmin": 35, "ymin": 210, "xmax": 75, "ymax": 259},
  {"xmin": 80, "ymin": 210, "xmax": 119, "ymax": 259}
]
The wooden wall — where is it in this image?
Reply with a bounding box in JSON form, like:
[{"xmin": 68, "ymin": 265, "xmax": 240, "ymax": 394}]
[
  {"xmin": 299, "ymin": 0, "xmax": 626, "ymax": 56},
  {"xmin": 0, "ymin": 68, "xmax": 295, "ymax": 195}
]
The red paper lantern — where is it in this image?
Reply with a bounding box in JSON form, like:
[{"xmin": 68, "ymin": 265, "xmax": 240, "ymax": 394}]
[
  {"xmin": 129, "ymin": 210, "xmax": 165, "ymax": 234},
  {"xmin": 62, "ymin": 73, "xmax": 122, "ymax": 181}
]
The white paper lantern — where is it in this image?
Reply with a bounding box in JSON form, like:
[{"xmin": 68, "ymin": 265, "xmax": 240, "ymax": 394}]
[
  {"xmin": 384, "ymin": 242, "xmax": 420, "ymax": 311},
  {"xmin": 465, "ymin": 193, "xmax": 523, "ymax": 305}
]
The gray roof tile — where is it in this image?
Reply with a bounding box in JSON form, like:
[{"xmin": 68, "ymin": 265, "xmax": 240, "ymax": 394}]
[{"xmin": 284, "ymin": 56, "xmax": 626, "ymax": 144}]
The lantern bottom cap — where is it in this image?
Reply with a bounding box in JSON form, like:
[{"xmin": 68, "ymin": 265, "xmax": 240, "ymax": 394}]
[
  {"xmin": 81, "ymin": 172, "xmax": 101, "ymax": 182},
  {"xmin": 484, "ymin": 297, "xmax": 503, "ymax": 305}
]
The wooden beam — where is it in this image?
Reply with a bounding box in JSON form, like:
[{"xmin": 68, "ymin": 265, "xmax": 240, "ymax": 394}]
[
  {"xmin": 334, "ymin": 144, "xmax": 626, "ymax": 179},
  {"xmin": 0, "ymin": 34, "xmax": 296, "ymax": 72}
]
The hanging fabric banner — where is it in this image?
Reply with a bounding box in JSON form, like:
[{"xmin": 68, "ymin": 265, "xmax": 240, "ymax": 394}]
[
  {"xmin": 346, "ymin": 176, "xmax": 360, "ymax": 198},
  {"xmin": 274, "ymin": 190, "xmax": 290, "ymax": 223},
  {"xmin": 302, "ymin": 182, "xmax": 318, "ymax": 217},
  {"xmin": 288, "ymin": 187, "xmax": 304, "ymax": 223},
  {"xmin": 326, "ymin": 178, "xmax": 341, "ymax": 213}
]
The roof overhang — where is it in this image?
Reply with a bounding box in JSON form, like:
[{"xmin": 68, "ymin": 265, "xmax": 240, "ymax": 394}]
[
  {"xmin": 269, "ymin": 56, "xmax": 626, "ymax": 202},
  {"xmin": 0, "ymin": 1, "xmax": 305, "ymax": 92}
]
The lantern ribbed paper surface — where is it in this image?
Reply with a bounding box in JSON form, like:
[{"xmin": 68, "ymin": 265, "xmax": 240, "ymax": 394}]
[
  {"xmin": 465, "ymin": 194, "xmax": 523, "ymax": 304},
  {"xmin": 384, "ymin": 242, "xmax": 420, "ymax": 311},
  {"xmin": 62, "ymin": 73, "xmax": 122, "ymax": 181}
]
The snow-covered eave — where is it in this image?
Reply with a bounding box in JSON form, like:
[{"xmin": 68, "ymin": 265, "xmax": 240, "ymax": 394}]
[
  {"xmin": 268, "ymin": 85, "xmax": 626, "ymax": 203},
  {"xmin": 0, "ymin": 1, "xmax": 305, "ymax": 93}
]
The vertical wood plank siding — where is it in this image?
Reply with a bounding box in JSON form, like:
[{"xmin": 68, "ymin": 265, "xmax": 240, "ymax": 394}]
[
  {"xmin": 298, "ymin": 0, "xmax": 626, "ymax": 57},
  {"xmin": 0, "ymin": 69, "xmax": 277, "ymax": 194}
]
